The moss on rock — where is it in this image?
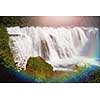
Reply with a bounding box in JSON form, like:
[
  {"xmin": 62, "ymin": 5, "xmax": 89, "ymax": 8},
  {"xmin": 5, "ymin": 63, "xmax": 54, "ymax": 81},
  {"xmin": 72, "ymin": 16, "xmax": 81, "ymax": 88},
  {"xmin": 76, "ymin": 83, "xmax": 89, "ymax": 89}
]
[{"xmin": 26, "ymin": 56, "xmax": 53, "ymax": 80}]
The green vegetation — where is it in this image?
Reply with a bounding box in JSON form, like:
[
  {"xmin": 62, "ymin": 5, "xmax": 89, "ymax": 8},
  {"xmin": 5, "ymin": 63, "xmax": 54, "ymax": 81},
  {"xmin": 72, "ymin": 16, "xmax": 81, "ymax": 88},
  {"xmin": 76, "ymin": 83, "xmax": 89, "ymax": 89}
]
[
  {"xmin": 26, "ymin": 56, "xmax": 53, "ymax": 81},
  {"xmin": 0, "ymin": 16, "xmax": 25, "ymax": 67},
  {"xmin": 0, "ymin": 16, "xmax": 27, "ymax": 67},
  {"xmin": 0, "ymin": 25, "xmax": 15, "ymax": 66},
  {"xmin": 0, "ymin": 16, "xmax": 23, "ymax": 27}
]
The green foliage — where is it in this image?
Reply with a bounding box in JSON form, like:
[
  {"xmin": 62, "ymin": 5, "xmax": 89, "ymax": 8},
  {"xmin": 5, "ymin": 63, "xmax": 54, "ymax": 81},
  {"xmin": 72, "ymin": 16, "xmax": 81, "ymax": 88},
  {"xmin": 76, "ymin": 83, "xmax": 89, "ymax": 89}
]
[
  {"xmin": 26, "ymin": 56, "xmax": 53, "ymax": 80},
  {"xmin": 0, "ymin": 25, "xmax": 15, "ymax": 66},
  {"xmin": 27, "ymin": 56, "xmax": 53, "ymax": 70},
  {"xmin": 0, "ymin": 16, "xmax": 22, "ymax": 67},
  {"xmin": 0, "ymin": 16, "xmax": 23, "ymax": 27}
]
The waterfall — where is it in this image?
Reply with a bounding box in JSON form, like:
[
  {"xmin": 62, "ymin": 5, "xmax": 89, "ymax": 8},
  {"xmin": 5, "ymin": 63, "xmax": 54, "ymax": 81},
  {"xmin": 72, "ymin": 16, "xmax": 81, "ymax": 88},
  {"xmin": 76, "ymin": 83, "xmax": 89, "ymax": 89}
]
[{"xmin": 7, "ymin": 26, "xmax": 100, "ymax": 71}]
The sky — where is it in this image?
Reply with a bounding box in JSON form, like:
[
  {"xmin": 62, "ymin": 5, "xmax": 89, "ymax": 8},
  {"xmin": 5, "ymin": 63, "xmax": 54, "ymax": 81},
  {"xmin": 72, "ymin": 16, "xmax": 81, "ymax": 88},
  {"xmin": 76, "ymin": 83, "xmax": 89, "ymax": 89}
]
[{"xmin": 22, "ymin": 16, "xmax": 100, "ymax": 27}]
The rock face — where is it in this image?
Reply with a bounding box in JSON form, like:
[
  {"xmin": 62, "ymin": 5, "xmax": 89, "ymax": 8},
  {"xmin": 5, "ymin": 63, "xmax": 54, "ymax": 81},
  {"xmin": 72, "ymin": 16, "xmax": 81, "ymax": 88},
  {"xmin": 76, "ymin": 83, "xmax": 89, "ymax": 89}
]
[{"xmin": 26, "ymin": 56, "xmax": 53, "ymax": 79}]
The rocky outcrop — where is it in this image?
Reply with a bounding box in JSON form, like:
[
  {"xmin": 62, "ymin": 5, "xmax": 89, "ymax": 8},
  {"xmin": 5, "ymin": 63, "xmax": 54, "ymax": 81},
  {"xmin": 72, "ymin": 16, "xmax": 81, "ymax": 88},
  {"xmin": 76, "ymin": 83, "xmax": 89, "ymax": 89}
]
[{"xmin": 26, "ymin": 56, "xmax": 53, "ymax": 80}]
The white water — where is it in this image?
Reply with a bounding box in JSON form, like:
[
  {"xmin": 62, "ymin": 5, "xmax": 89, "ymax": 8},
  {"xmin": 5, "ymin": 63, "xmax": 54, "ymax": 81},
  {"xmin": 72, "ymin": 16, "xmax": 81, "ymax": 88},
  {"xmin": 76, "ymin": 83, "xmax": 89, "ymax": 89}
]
[{"xmin": 7, "ymin": 26, "xmax": 100, "ymax": 70}]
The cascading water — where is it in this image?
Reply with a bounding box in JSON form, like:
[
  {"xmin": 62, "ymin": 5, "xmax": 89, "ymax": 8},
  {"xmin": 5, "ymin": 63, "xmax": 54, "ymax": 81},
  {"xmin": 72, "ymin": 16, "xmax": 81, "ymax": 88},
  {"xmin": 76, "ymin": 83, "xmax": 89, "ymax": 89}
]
[{"xmin": 7, "ymin": 26, "xmax": 100, "ymax": 71}]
